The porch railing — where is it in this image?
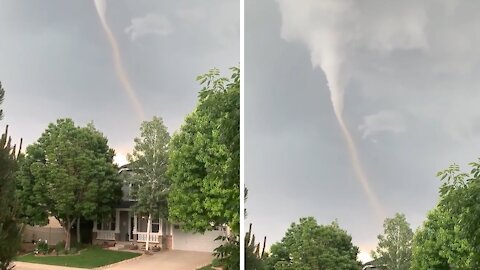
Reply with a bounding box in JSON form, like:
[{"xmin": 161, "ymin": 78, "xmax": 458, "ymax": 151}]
[
  {"xmin": 96, "ymin": 231, "xmax": 116, "ymax": 240},
  {"xmin": 136, "ymin": 232, "xmax": 160, "ymax": 243}
]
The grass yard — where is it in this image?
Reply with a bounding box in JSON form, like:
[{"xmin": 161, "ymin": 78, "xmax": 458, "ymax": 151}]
[{"xmin": 16, "ymin": 246, "xmax": 141, "ymax": 269}]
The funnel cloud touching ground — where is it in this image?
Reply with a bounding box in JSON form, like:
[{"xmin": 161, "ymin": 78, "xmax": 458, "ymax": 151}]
[{"xmin": 246, "ymin": 0, "xmax": 480, "ymax": 262}]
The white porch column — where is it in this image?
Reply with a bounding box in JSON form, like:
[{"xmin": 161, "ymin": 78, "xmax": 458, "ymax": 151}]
[
  {"xmin": 146, "ymin": 214, "xmax": 152, "ymax": 251},
  {"xmin": 133, "ymin": 214, "xmax": 137, "ymax": 233},
  {"xmin": 115, "ymin": 209, "xmax": 120, "ymax": 234}
]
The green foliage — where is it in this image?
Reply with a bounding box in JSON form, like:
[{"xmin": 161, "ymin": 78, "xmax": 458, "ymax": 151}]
[
  {"xmin": 0, "ymin": 83, "xmax": 22, "ymax": 270},
  {"xmin": 212, "ymin": 222, "xmax": 267, "ymax": 270},
  {"xmin": 266, "ymin": 217, "xmax": 361, "ymax": 270},
  {"xmin": 35, "ymin": 240, "xmax": 49, "ymax": 255},
  {"xmin": 371, "ymin": 213, "xmax": 413, "ymax": 270},
  {"xmin": 127, "ymin": 116, "xmax": 170, "ymax": 218},
  {"xmin": 16, "ymin": 118, "xmax": 122, "ymax": 250},
  {"xmin": 410, "ymin": 163, "xmax": 479, "ymax": 269},
  {"xmin": 411, "ymin": 207, "xmax": 473, "ymax": 269},
  {"xmin": 213, "ymin": 234, "xmax": 240, "ymax": 270},
  {"xmin": 168, "ymin": 67, "xmax": 240, "ymax": 233},
  {"xmin": 55, "ymin": 241, "xmax": 65, "ymax": 254},
  {"xmin": 437, "ymin": 163, "xmax": 480, "ymax": 267},
  {"xmin": 245, "ymin": 223, "xmax": 267, "ymax": 270}
]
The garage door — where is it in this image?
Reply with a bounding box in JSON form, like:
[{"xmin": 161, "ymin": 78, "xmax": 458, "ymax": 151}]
[{"xmin": 172, "ymin": 226, "xmax": 225, "ymax": 252}]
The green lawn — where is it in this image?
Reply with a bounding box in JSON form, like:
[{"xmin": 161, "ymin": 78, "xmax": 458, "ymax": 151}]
[{"xmin": 16, "ymin": 246, "xmax": 141, "ymax": 269}]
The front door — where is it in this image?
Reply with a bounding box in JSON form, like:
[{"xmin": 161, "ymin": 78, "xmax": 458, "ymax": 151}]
[{"xmin": 119, "ymin": 211, "xmax": 129, "ymax": 241}]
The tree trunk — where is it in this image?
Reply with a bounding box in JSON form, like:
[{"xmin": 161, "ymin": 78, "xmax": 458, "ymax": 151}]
[
  {"xmin": 146, "ymin": 214, "xmax": 152, "ymax": 251},
  {"xmin": 76, "ymin": 216, "xmax": 81, "ymax": 244},
  {"xmin": 64, "ymin": 218, "xmax": 76, "ymax": 251},
  {"xmin": 65, "ymin": 226, "xmax": 71, "ymax": 251}
]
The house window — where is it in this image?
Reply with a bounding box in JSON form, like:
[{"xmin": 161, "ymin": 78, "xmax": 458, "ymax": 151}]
[
  {"xmin": 98, "ymin": 218, "xmax": 115, "ymax": 231},
  {"xmin": 110, "ymin": 221, "xmax": 116, "ymax": 231},
  {"xmin": 152, "ymin": 219, "xmax": 160, "ymax": 233},
  {"xmin": 137, "ymin": 215, "xmax": 148, "ymax": 232}
]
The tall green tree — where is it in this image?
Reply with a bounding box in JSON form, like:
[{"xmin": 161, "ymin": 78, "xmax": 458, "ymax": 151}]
[
  {"xmin": 371, "ymin": 213, "xmax": 413, "ymax": 270},
  {"xmin": 266, "ymin": 217, "xmax": 361, "ymax": 270},
  {"xmin": 437, "ymin": 162, "xmax": 480, "ymax": 267},
  {"xmin": 245, "ymin": 223, "xmax": 267, "ymax": 270},
  {"xmin": 0, "ymin": 83, "xmax": 22, "ymax": 270},
  {"xmin": 16, "ymin": 119, "xmax": 122, "ymax": 250},
  {"xmin": 411, "ymin": 206, "xmax": 473, "ymax": 269},
  {"xmin": 410, "ymin": 163, "xmax": 477, "ymax": 269},
  {"xmin": 168, "ymin": 67, "xmax": 240, "ymax": 233},
  {"xmin": 127, "ymin": 116, "xmax": 170, "ymax": 251}
]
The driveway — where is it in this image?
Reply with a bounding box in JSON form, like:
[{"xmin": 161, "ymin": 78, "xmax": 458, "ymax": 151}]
[
  {"xmin": 14, "ymin": 262, "xmax": 86, "ymax": 270},
  {"xmin": 104, "ymin": 250, "xmax": 213, "ymax": 270}
]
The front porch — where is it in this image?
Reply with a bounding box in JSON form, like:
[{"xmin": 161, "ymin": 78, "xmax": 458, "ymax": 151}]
[{"xmin": 92, "ymin": 209, "xmax": 173, "ymax": 248}]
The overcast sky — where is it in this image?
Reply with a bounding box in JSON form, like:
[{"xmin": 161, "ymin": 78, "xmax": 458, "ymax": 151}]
[
  {"xmin": 246, "ymin": 0, "xmax": 480, "ymax": 261},
  {"xmin": 0, "ymin": 0, "xmax": 239, "ymax": 164}
]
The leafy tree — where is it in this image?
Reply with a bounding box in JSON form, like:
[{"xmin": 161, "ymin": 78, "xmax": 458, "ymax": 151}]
[
  {"xmin": 168, "ymin": 67, "xmax": 239, "ymax": 232},
  {"xmin": 16, "ymin": 119, "xmax": 122, "ymax": 250},
  {"xmin": 127, "ymin": 116, "xmax": 170, "ymax": 251},
  {"xmin": 245, "ymin": 223, "xmax": 267, "ymax": 270},
  {"xmin": 0, "ymin": 84, "xmax": 23, "ymax": 270},
  {"xmin": 411, "ymin": 206, "xmax": 473, "ymax": 269},
  {"xmin": 410, "ymin": 163, "xmax": 478, "ymax": 269},
  {"xmin": 438, "ymin": 163, "xmax": 480, "ymax": 267},
  {"xmin": 213, "ymin": 233, "xmax": 240, "ymax": 270},
  {"xmin": 168, "ymin": 67, "xmax": 239, "ymax": 268},
  {"xmin": 371, "ymin": 213, "xmax": 413, "ymax": 270},
  {"xmin": 266, "ymin": 217, "xmax": 361, "ymax": 270}
]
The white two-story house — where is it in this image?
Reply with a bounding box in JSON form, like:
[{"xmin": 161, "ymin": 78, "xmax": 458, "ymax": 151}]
[{"xmin": 92, "ymin": 165, "xmax": 226, "ymax": 252}]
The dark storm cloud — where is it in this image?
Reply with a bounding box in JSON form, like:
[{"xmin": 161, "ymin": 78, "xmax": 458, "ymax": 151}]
[
  {"xmin": 0, "ymin": 0, "xmax": 239, "ymax": 160},
  {"xmin": 246, "ymin": 0, "xmax": 480, "ymax": 260}
]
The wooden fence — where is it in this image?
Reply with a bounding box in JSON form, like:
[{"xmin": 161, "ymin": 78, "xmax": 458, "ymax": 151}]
[{"xmin": 22, "ymin": 225, "xmax": 65, "ymax": 245}]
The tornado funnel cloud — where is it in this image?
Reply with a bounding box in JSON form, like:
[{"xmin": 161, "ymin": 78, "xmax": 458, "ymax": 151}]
[
  {"xmin": 333, "ymin": 106, "xmax": 384, "ymax": 220},
  {"xmin": 274, "ymin": 0, "xmax": 385, "ymax": 221},
  {"xmin": 325, "ymin": 64, "xmax": 384, "ymax": 220},
  {"xmin": 94, "ymin": 0, "xmax": 145, "ymax": 121},
  {"xmin": 325, "ymin": 69, "xmax": 384, "ymax": 219}
]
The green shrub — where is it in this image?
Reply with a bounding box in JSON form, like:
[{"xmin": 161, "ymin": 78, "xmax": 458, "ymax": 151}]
[
  {"xmin": 211, "ymin": 258, "xmax": 222, "ymax": 267},
  {"xmin": 35, "ymin": 240, "xmax": 49, "ymax": 255},
  {"xmin": 55, "ymin": 241, "xmax": 65, "ymax": 253}
]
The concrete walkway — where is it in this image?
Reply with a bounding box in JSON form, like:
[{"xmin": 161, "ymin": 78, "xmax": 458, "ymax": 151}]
[{"xmin": 14, "ymin": 250, "xmax": 213, "ymax": 270}]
